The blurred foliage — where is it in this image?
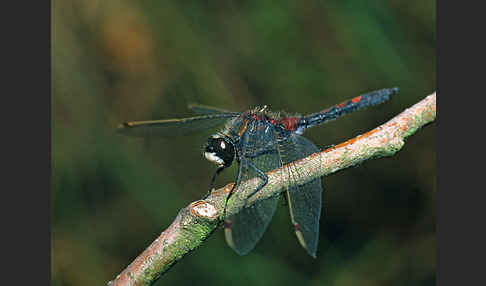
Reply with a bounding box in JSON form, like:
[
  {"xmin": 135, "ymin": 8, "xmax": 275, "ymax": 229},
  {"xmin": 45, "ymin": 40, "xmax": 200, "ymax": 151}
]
[{"xmin": 51, "ymin": 0, "xmax": 435, "ymax": 285}]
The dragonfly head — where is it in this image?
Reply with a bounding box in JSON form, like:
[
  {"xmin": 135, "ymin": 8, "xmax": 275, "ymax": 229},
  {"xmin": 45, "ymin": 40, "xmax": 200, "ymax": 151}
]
[{"xmin": 204, "ymin": 134, "xmax": 235, "ymax": 168}]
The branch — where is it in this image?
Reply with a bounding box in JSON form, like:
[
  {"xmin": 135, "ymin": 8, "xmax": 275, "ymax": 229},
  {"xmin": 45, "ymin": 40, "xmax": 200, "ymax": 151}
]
[{"xmin": 108, "ymin": 92, "xmax": 436, "ymax": 286}]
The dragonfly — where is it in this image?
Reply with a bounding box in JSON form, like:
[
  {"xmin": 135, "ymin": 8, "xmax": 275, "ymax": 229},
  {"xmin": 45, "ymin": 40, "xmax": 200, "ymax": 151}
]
[{"xmin": 118, "ymin": 87, "xmax": 398, "ymax": 257}]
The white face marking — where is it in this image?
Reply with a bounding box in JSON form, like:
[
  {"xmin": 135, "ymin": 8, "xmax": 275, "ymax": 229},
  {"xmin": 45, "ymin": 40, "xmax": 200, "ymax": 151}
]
[
  {"xmin": 220, "ymin": 141, "xmax": 226, "ymax": 149},
  {"xmin": 204, "ymin": 152, "xmax": 225, "ymax": 166}
]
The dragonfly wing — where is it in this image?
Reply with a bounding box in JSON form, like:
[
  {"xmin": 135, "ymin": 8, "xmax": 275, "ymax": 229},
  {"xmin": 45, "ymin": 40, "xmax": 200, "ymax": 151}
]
[
  {"xmin": 117, "ymin": 113, "xmax": 238, "ymax": 137},
  {"xmin": 224, "ymin": 118, "xmax": 282, "ymax": 255},
  {"xmin": 225, "ymin": 195, "xmax": 280, "ymax": 255},
  {"xmin": 280, "ymin": 134, "xmax": 322, "ymax": 257},
  {"xmin": 187, "ymin": 103, "xmax": 238, "ymax": 115}
]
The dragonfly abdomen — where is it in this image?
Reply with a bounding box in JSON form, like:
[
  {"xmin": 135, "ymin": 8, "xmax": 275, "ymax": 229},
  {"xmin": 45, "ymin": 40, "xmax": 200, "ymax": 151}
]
[{"xmin": 299, "ymin": 87, "xmax": 398, "ymax": 131}]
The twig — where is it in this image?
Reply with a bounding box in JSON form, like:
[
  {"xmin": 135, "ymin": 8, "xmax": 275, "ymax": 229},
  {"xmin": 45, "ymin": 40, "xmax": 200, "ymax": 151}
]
[{"xmin": 108, "ymin": 92, "xmax": 436, "ymax": 286}]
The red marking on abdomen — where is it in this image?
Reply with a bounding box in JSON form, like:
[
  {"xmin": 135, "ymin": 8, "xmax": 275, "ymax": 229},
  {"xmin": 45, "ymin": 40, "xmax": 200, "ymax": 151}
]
[
  {"xmin": 294, "ymin": 223, "xmax": 300, "ymax": 231},
  {"xmin": 352, "ymin": 96, "xmax": 362, "ymax": 103},
  {"xmin": 280, "ymin": 117, "xmax": 300, "ymax": 131},
  {"xmin": 336, "ymin": 101, "xmax": 347, "ymax": 108},
  {"xmin": 225, "ymin": 220, "xmax": 231, "ymax": 229}
]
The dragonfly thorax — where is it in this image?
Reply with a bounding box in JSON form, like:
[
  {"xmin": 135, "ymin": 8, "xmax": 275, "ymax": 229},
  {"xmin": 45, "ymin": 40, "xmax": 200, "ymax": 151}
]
[{"xmin": 204, "ymin": 135, "xmax": 235, "ymax": 167}]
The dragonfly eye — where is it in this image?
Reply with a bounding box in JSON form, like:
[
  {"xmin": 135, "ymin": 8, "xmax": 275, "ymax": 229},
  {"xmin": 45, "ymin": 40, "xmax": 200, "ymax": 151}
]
[{"xmin": 204, "ymin": 136, "xmax": 235, "ymax": 167}]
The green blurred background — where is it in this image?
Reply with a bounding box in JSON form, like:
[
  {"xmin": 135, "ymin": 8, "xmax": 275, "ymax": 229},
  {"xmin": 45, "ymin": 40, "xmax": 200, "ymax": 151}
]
[{"xmin": 51, "ymin": 0, "xmax": 435, "ymax": 285}]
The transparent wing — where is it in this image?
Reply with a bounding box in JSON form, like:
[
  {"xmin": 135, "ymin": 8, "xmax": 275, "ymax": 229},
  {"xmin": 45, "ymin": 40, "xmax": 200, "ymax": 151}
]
[
  {"xmin": 224, "ymin": 119, "xmax": 282, "ymax": 255},
  {"xmin": 225, "ymin": 196, "xmax": 280, "ymax": 255},
  {"xmin": 117, "ymin": 113, "xmax": 238, "ymax": 137},
  {"xmin": 188, "ymin": 103, "xmax": 238, "ymax": 115},
  {"xmin": 279, "ymin": 134, "xmax": 322, "ymax": 257}
]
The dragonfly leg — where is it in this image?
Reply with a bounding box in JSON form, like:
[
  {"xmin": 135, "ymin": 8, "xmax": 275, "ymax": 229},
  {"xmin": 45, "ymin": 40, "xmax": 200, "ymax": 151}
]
[
  {"xmin": 204, "ymin": 166, "xmax": 226, "ymax": 199},
  {"xmin": 245, "ymin": 161, "xmax": 269, "ymax": 203},
  {"xmin": 223, "ymin": 160, "xmax": 244, "ymax": 220}
]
